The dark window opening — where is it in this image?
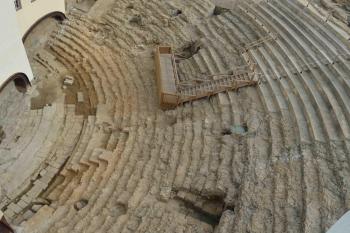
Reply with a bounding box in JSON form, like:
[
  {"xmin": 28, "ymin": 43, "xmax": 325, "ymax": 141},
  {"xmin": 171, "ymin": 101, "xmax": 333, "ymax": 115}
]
[
  {"xmin": 53, "ymin": 14, "xmax": 65, "ymax": 24},
  {"xmin": 13, "ymin": 76, "xmax": 29, "ymax": 93}
]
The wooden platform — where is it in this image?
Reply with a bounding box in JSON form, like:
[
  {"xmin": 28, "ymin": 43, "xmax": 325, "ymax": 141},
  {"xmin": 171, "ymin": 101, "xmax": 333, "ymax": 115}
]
[
  {"xmin": 155, "ymin": 46, "xmax": 257, "ymax": 110},
  {"xmin": 155, "ymin": 46, "xmax": 180, "ymax": 109}
]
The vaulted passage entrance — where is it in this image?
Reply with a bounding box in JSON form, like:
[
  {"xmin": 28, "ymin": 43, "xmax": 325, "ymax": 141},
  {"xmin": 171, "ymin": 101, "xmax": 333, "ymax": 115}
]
[
  {"xmin": 0, "ymin": 73, "xmax": 31, "ymax": 93},
  {"xmin": 13, "ymin": 75, "xmax": 29, "ymax": 92}
]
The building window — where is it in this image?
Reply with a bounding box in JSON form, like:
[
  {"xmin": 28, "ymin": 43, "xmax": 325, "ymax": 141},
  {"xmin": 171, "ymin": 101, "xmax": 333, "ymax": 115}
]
[{"xmin": 14, "ymin": 0, "xmax": 22, "ymax": 10}]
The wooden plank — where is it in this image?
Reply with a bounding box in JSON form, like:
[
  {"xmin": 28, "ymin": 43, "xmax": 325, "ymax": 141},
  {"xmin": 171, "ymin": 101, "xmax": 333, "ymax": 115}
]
[{"xmin": 159, "ymin": 54, "xmax": 177, "ymax": 94}]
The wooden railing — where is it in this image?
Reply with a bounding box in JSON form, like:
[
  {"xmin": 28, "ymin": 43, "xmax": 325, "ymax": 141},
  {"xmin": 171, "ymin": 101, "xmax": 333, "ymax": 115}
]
[{"xmin": 155, "ymin": 46, "xmax": 258, "ymax": 110}]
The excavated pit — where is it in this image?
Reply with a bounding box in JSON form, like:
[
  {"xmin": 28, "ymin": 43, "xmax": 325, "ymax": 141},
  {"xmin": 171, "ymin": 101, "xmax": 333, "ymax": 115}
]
[{"xmin": 0, "ymin": 126, "xmax": 4, "ymax": 144}]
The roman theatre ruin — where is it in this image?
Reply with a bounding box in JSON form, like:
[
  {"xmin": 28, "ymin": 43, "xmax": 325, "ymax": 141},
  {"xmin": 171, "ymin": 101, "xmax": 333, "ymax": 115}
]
[{"xmin": 1, "ymin": 0, "xmax": 350, "ymax": 232}]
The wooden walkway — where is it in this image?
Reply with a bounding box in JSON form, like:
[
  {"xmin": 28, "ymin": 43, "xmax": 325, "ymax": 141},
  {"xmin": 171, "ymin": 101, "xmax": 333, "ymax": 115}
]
[{"xmin": 155, "ymin": 46, "xmax": 257, "ymax": 110}]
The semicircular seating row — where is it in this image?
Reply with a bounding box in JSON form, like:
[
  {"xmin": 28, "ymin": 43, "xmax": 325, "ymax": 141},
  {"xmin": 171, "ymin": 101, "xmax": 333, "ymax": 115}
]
[{"xmin": 1, "ymin": 0, "xmax": 350, "ymax": 232}]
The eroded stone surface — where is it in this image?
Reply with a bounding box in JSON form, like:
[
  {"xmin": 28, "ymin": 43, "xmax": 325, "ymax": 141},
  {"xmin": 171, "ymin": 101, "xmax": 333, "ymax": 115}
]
[{"xmin": 1, "ymin": 0, "xmax": 350, "ymax": 232}]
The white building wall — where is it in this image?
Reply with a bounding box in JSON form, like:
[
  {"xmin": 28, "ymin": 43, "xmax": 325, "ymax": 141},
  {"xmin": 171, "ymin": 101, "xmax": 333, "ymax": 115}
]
[
  {"xmin": 327, "ymin": 211, "xmax": 350, "ymax": 233},
  {"xmin": 16, "ymin": 0, "xmax": 66, "ymax": 37},
  {"xmin": 0, "ymin": 0, "xmax": 33, "ymax": 86}
]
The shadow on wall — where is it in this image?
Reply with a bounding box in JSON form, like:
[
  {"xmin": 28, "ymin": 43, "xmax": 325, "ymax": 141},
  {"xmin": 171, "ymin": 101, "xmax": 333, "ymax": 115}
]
[{"xmin": 22, "ymin": 11, "xmax": 66, "ymax": 42}]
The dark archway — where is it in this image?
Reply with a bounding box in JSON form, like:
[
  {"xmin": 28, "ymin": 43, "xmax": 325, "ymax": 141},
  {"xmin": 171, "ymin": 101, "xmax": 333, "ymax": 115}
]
[
  {"xmin": 0, "ymin": 213, "xmax": 14, "ymax": 233},
  {"xmin": 0, "ymin": 73, "xmax": 31, "ymax": 93},
  {"xmin": 22, "ymin": 11, "xmax": 66, "ymax": 42}
]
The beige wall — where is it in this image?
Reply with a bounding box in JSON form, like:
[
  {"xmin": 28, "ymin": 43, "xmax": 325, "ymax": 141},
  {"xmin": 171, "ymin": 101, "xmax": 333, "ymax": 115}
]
[
  {"xmin": 16, "ymin": 0, "xmax": 66, "ymax": 37},
  {"xmin": 0, "ymin": 0, "xmax": 33, "ymax": 84},
  {"xmin": 0, "ymin": 0, "xmax": 65, "ymax": 88}
]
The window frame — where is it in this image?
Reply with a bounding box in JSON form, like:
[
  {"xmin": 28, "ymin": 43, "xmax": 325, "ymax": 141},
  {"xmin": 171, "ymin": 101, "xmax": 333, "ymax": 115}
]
[{"xmin": 14, "ymin": 0, "xmax": 22, "ymax": 11}]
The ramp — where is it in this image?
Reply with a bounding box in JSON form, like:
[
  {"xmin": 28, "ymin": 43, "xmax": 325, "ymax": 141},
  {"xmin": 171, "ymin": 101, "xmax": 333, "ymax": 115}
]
[{"xmin": 155, "ymin": 46, "xmax": 257, "ymax": 110}]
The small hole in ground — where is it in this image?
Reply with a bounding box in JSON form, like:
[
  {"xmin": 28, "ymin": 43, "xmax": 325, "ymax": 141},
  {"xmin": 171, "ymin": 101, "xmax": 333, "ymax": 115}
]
[
  {"xmin": 172, "ymin": 9, "xmax": 182, "ymax": 17},
  {"xmin": 176, "ymin": 41, "xmax": 201, "ymax": 59},
  {"xmin": 74, "ymin": 199, "xmax": 89, "ymax": 211},
  {"xmin": 213, "ymin": 6, "xmax": 229, "ymax": 16},
  {"xmin": 0, "ymin": 126, "xmax": 5, "ymax": 143},
  {"xmin": 225, "ymin": 205, "xmax": 235, "ymax": 212},
  {"xmin": 126, "ymin": 4, "xmax": 134, "ymax": 9},
  {"xmin": 221, "ymin": 128, "xmax": 232, "ymax": 135},
  {"xmin": 224, "ymin": 123, "xmax": 248, "ymax": 136},
  {"xmin": 129, "ymin": 15, "xmax": 142, "ymax": 26}
]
